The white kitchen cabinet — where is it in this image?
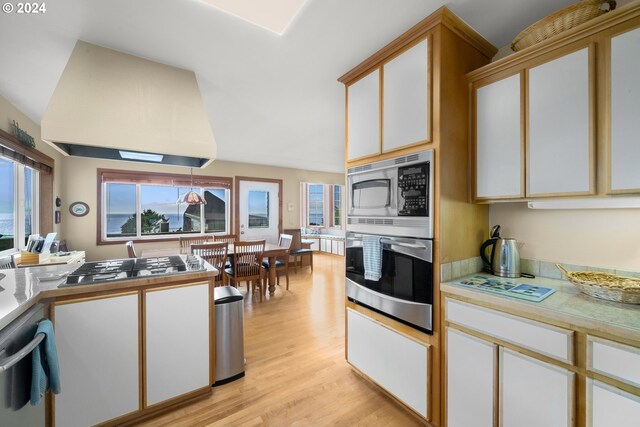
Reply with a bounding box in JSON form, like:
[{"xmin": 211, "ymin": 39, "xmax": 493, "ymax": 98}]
[
  {"xmin": 475, "ymin": 73, "xmax": 523, "ymax": 199},
  {"xmin": 588, "ymin": 380, "xmax": 640, "ymax": 427},
  {"xmin": 347, "ymin": 68, "xmax": 380, "ymax": 161},
  {"xmin": 145, "ymin": 283, "xmax": 210, "ymax": 406},
  {"xmin": 309, "ymin": 238, "xmax": 320, "ymax": 251},
  {"xmin": 446, "ymin": 328, "xmax": 496, "ymax": 427},
  {"xmin": 609, "ymin": 27, "xmax": 640, "ymax": 193},
  {"xmin": 331, "ymin": 240, "xmax": 345, "ymax": 256},
  {"xmin": 528, "ymin": 47, "xmax": 593, "ymax": 196},
  {"xmin": 383, "ymin": 38, "xmax": 429, "ymax": 151},
  {"xmin": 347, "ymin": 309, "xmax": 429, "ymax": 418},
  {"xmin": 500, "ymin": 348, "xmax": 573, "ymax": 427},
  {"xmin": 54, "ymin": 293, "xmax": 140, "ymax": 427},
  {"xmin": 588, "ymin": 335, "xmax": 640, "ymax": 388},
  {"xmin": 322, "ymin": 238, "xmax": 333, "ymax": 253}
]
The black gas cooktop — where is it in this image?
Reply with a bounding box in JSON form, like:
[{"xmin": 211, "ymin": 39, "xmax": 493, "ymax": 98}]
[{"xmin": 60, "ymin": 255, "xmax": 203, "ymax": 287}]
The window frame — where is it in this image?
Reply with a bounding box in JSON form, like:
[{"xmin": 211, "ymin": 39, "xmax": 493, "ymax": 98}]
[
  {"xmin": 0, "ymin": 155, "xmax": 39, "ymax": 256},
  {"xmin": 306, "ymin": 183, "xmax": 325, "ymax": 228},
  {"xmin": 97, "ymin": 169, "xmax": 233, "ymax": 245},
  {"xmin": 331, "ymin": 184, "xmax": 343, "ymax": 229}
]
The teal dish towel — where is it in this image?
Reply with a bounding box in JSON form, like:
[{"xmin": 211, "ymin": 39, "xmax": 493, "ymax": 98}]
[
  {"xmin": 30, "ymin": 320, "xmax": 61, "ymax": 406},
  {"xmin": 362, "ymin": 235, "xmax": 383, "ymax": 281}
]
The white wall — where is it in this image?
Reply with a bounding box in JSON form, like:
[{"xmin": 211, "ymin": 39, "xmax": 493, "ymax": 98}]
[{"xmin": 490, "ymin": 202, "xmax": 640, "ymax": 270}]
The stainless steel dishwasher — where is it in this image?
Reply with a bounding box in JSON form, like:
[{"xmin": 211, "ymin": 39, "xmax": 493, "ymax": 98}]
[
  {"xmin": 0, "ymin": 303, "xmax": 47, "ymax": 427},
  {"xmin": 213, "ymin": 286, "xmax": 245, "ymax": 386}
]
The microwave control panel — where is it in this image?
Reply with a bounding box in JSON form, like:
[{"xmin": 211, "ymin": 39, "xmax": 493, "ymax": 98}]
[{"xmin": 397, "ymin": 163, "xmax": 429, "ymax": 216}]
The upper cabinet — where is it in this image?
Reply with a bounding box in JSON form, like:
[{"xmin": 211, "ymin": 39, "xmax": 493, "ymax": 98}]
[
  {"xmin": 468, "ymin": 5, "xmax": 640, "ymax": 202},
  {"xmin": 609, "ymin": 27, "xmax": 640, "ymax": 193},
  {"xmin": 473, "ymin": 72, "xmax": 524, "ymax": 200},
  {"xmin": 527, "ymin": 46, "xmax": 594, "ymax": 197},
  {"xmin": 347, "ymin": 68, "xmax": 381, "ymax": 162},
  {"xmin": 383, "ymin": 39, "xmax": 430, "ymax": 152}
]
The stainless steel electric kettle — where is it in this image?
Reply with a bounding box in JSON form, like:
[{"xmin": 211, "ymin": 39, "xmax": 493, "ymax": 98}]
[{"xmin": 480, "ymin": 225, "xmax": 522, "ymax": 278}]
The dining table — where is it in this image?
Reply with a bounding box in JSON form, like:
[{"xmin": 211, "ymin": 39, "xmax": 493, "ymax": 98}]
[{"xmin": 141, "ymin": 243, "xmax": 289, "ymax": 297}]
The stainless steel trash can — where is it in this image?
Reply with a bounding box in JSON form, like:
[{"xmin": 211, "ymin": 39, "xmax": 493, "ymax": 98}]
[{"xmin": 213, "ymin": 286, "xmax": 245, "ymax": 386}]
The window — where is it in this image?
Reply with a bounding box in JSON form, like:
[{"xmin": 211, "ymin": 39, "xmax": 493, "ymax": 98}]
[
  {"xmin": 248, "ymin": 190, "xmax": 269, "ymax": 228},
  {"xmin": 0, "ymin": 156, "xmax": 39, "ymax": 254},
  {"xmin": 300, "ymin": 183, "xmax": 344, "ymax": 229},
  {"xmin": 99, "ymin": 169, "xmax": 231, "ymax": 243},
  {"xmin": 308, "ymin": 184, "xmax": 324, "ymax": 226},
  {"xmin": 333, "ymin": 185, "xmax": 342, "ymax": 227}
]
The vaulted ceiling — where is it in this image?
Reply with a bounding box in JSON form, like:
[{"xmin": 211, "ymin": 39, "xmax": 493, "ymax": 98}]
[{"xmin": 0, "ymin": 0, "xmax": 574, "ymax": 173}]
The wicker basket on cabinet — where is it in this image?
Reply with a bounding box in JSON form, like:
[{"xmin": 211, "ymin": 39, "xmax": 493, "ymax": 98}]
[{"xmin": 511, "ymin": 0, "xmax": 617, "ymax": 52}]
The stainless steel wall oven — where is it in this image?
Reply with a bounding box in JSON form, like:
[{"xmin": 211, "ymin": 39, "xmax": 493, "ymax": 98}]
[{"xmin": 345, "ymin": 232, "xmax": 434, "ymax": 333}]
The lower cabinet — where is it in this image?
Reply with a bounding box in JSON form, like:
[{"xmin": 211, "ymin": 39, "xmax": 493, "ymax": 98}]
[
  {"xmin": 446, "ymin": 328, "xmax": 496, "ymax": 427},
  {"xmin": 500, "ymin": 348, "xmax": 573, "ymax": 427},
  {"xmin": 54, "ymin": 282, "xmax": 212, "ymax": 426},
  {"xmin": 145, "ymin": 283, "xmax": 210, "ymax": 406},
  {"xmin": 589, "ymin": 380, "xmax": 640, "ymax": 427},
  {"xmin": 54, "ymin": 293, "xmax": 140, "ymax": 427},
  {"xmin": 347, "ymin": 308, "xmax": 429, "ymax": 419}
]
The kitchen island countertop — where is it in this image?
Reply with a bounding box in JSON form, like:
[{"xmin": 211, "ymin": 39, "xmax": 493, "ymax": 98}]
[
  {"xmin": 0, "ymin": 258, "xmax": 218, "ymax": 331},
  {"xmin": 442, "ymin": 273, "xmax": 640, "ymax": 342}
]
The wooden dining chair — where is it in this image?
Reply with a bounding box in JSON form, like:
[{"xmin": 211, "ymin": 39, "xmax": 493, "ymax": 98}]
[
  {"xmin": 224, "ymin": 240, "xmax": 266, "ymax": 301},
  {"xmin": 214, "ymin": 234, "xmax": 237, "ymax": 244},
  {"xmin": 125, "ymin": 241, "xmax": 137, "ymax": 258},
  {"xmin": 288, "ymin": 229, "xmax": 313, "ymax": 273},
  {"xmin": 0, "ymin": 255, "xmax": 16, "ymax": 269},
  {"xmin": 179, "ymin": 235, "xmax": 212, "ymax": 254},
  {"xmin": 262, "ymin": 234, "xmax": 293, "ymax": 290},
  {"xmin": 191, "ymin": 242, "xmax": 228, "ymax": 286}
]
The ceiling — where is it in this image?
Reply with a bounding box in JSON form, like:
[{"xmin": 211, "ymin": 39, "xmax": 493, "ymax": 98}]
[{"xmin": 0, "ymin": 0, "xmax": 574, "ymax": 173}]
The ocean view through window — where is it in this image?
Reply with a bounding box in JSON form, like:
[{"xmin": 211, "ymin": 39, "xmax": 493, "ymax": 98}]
[
  {"xmin": 0, "ymin": 156, "xmax": 39, "ymax": 254},
  {"xmin": 308, "ymin": 184, "xmax": 324, "ymax": 226},
  {"xmin": 100, "ymin": 169, "xmax": 231, "ymax": 243}
]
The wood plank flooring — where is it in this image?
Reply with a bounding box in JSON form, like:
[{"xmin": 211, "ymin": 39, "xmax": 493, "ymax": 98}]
[{"xmin": 137, "ymin": 254, "xmax": 422, "ymax": 426}]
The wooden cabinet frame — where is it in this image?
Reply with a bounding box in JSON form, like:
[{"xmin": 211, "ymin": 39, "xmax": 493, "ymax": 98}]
[
  {"xmin": 524, "ymin": 41, "xmax": 597, "ymax": 199},
  {"xmin": 442, "ymin": 292, "xmax": 640, "ymax": 427},
  {"xmin": 470, "ymin": 69, "xmax": 527, "ymax": 202},
  {"xmin": 468, "ymin": 3, "xmax": 640, "ymax": 203},
  {"xmin": 51, "ymin": 280, "xmax": 215, "ymax": 427},
  {"xmin": 603, "ymin": 16, "xmax": 640, "ymax": 194}
]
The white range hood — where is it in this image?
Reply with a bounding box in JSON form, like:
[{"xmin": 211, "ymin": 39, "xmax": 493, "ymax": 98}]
[{"xmin": 42, "ymin": 41, "xmax": 216, "ymax": 167}]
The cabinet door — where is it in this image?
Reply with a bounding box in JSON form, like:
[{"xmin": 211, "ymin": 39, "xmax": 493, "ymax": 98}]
[
  {"xmin": 347, "ymin": 309, "xmax": 429, "ymax": 418},
  {"xmin": 321, "ymin": 238, "xmax": 329, "ymax": 253},
  {"xmin": 610, "ymin": 27, "xmax": 640, "ymax": 193},
  {"xmin": 55, "ymin": 293, "xmax": 139, "ymax": 427},
  {"xmin": 588, "ymin": 380, "xmax": 640, "ymax": 427},
  {"xmin": 310, "ymin": 238, "xmax": 319, "ymax": 251},
  {"xmin": 337, "ymin": 240, "xmax": 345, "ymax": 256},
  {"xmin": 145, "ymin": 283, "xmax": 210, "ymax": 406},
  {"xmin": 331, "ymin": 240, "xmax": 339, "ymax": 255},
  {"xmin": 383, "ymin": 39, "xmax": 429, "ymax": 151},
  {"xmin": 475, "ymin": 73, "xmax": 524, "ymax": 199},
  {"xmin": 500, "ymin": 348, "xmax": 573, "ymax": 427},
  {"xmin": 347, "ymin": 68, "xmax": 380, "ymax": 161},
  {"xmin": 446, "ymin": 328, "xmax": 496, "ymax": 427},
  {"xmin": 528, "ymin": 47, "xmax": 593, "ymax": 196}
]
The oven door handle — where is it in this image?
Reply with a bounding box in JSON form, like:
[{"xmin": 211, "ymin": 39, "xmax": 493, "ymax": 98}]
[
  {"xmin": 379, "ymin": 238, "xmax": 422, "ymax": 249},
  {"xmin": 0, "ymin": 332, "xmax": 45, "ymax": 373}
]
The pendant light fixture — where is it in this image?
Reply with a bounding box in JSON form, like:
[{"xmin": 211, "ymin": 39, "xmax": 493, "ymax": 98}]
[{"xmin": 177, "ymin": 168, "xmax": 207, "ymax": 205}]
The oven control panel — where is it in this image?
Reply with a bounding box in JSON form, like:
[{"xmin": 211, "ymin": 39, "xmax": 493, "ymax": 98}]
[{"xmin": 397, "ymin": 163, "xmax": 429, "ymax": 216}]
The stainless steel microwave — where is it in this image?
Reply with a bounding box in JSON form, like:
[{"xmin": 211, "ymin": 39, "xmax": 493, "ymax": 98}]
[{"xmin": 347, "ymin": 150, "xmax": 433, "ymax": 238}]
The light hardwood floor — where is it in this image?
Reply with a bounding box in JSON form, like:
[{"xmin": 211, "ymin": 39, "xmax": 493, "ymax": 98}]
[{"xmin": 137, "ymin": 254, "xmax": 422, "ymax": 426}]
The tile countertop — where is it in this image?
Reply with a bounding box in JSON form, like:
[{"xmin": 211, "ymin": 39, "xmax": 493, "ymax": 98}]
[
  {"xmin": 301, "ymin": 234, "xmax": 345, "ymax": 240},
  {"xmin": 441, "ymin": 273, "xmax": 640, "ymax": 342},
  {"xmin": 0, "ymin": 259, "xmax": 219, "ymax": 331}
]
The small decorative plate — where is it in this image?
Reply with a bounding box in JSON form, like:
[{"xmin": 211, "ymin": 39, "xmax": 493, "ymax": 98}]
[{"xmin": 69, "ymin": 201, "xmax": 90, "ymax": 217}]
